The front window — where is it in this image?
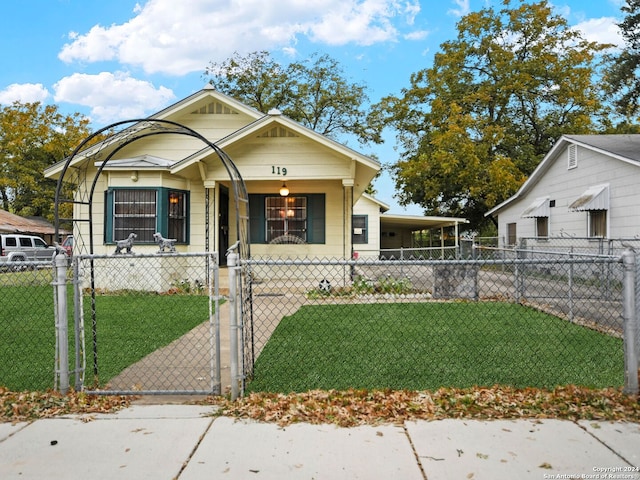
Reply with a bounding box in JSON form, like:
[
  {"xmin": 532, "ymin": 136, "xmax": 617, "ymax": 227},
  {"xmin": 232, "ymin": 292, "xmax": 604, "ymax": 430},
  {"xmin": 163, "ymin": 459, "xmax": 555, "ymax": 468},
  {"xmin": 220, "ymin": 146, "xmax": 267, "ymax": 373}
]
[
  {"xmin": 168, "ymin": 191, "xmax": 187, "ymax": 242},
  {"xmin": 589, "ymin": 210, "xmax": 607, "ymax": 237},
  {"xmin": 353, "ymin": 215, "xmax": 368, "ymax": 244},
  {"xmin": 266, "ymin": 196, "xmax": 307, "ymax": 242},
  {"xmin": 114, "ymin": 189, "xmax": 157, "ymax": 242},
  {"xmin": 107, "ymin": 188, "xmax": 189, "ymax": 243}
]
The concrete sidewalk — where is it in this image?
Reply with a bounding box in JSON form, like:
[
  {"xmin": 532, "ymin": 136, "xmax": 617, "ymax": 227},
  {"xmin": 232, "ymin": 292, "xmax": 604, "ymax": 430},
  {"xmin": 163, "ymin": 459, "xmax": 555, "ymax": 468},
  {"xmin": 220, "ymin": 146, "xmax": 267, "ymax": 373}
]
[{"xmin": 0, "ymin": 404, "xmax": 638, "ymax": 479}]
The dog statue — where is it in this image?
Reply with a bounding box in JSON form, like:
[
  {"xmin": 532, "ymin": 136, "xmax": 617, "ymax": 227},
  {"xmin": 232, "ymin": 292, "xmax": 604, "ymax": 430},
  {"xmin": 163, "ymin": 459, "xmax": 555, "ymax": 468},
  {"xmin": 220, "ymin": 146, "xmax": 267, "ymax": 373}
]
[
  {"xmin": 114, "ymin": 233, "xmax": 137, "ymax": 254},
  {"xmin": 153, "ymin": 232, "xmax": 177, "ymax": 253}
]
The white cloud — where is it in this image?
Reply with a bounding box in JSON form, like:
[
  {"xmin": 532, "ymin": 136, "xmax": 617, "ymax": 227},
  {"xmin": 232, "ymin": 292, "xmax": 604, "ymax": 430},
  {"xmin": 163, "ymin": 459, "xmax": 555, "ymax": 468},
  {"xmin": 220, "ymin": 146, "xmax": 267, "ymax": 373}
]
[
  {"xmin": 53, "ymin": 72, "xmax": 175, "ymax": 124},
  {"xmin": 0, "ymin": 83, "xmax": 50, "ymax": 105},
  {"xmin": 404, "ymin": 30, "xmax": 430, "ymax": 41},
  {"xmin": 448, "ymin": 0, "xmax": 470, "ymax": 17},
  {"xmin": 57, "ymin": 0, "xmax": 420, "ymax": 75},
  {"xmin": 573, "ymin": 17, "xmax": 624, "ymax": 49}
]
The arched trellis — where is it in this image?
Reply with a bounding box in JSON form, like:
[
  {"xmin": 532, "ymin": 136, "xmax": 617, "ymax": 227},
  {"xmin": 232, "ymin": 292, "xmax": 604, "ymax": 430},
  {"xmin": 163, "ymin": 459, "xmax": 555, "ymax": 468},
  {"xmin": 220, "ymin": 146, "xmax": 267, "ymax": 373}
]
[
  {"xmin": 52, "ymin": 119, "xmax": 252, "ymax": 389},
  {"xmin": 53, "ymin": 118, "xmax": 249, "ymax": 260}
]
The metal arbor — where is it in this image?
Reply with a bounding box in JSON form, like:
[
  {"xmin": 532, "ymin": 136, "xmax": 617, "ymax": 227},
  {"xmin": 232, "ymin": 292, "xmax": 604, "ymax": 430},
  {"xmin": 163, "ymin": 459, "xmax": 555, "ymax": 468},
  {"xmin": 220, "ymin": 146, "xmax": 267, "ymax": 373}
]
[
  {"xmin": 52, "ymin": 119, "xmax": 251, "ymax": 394},
  {"xmin": 53, "ymin": 118, "xmax": 249, "ymax": 259}
]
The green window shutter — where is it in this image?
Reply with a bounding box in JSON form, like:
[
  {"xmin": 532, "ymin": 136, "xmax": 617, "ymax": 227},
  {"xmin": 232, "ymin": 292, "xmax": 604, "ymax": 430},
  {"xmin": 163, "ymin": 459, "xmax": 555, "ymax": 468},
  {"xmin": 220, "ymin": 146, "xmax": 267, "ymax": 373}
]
[
  {"xmin": 249, "ymin": 194, "xmax": 267, "ymax": 243},
  {"xmin": 104, "ymin": 189, "xmax": 114, "ymax": 243},
  {"xmin": 157, "ymin": 187, "xmax": 169, "ymax": 236},
  {"xmin": 307, "ymin": 194, "xmax": 325, "ymax": 244}
]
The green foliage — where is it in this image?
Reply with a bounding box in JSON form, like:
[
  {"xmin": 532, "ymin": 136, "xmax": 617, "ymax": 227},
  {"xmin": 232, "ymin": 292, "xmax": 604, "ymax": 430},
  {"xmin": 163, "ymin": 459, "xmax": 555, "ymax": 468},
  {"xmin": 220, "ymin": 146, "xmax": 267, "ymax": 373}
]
[
  {"xmin": 372, "ymin": 0, "xmax": 609, "ymax": 229},
  {"xmin": 0, "ymin": 102, "xmax": 91, "ymax": 220},
  {"xmin": 603, "ymin": 0, "xmax": 640, "ymax": 118},
  {"xmin": 204, "ymin": 51, "xmax": 382, "ymax": 144},
  {"xmin": 305, "ymin": 274, "xmax": 415, "ymax": 298}
]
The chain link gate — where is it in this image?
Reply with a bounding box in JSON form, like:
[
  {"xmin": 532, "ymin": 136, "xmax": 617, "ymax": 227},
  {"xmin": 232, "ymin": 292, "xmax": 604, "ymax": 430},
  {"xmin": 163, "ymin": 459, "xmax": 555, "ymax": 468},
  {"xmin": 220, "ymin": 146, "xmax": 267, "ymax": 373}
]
[{"xmin": 63, "ymin": 252, "xmax": 222, "ymax": 395}]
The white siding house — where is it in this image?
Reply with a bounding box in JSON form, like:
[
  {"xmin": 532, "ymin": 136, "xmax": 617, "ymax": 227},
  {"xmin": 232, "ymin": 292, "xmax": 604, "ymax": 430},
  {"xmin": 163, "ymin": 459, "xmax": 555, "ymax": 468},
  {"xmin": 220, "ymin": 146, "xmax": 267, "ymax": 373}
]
[{"xmin": 486, "ymin": 135, "xmax": 640, "ymax": 247}]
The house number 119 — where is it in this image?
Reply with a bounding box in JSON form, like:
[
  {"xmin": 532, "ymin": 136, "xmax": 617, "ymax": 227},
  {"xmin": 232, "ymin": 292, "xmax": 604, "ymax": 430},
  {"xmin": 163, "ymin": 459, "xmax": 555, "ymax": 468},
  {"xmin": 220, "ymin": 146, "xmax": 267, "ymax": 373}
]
[{"xmin": 272, "ymin": 166, "xmax": 287, "ymax": 176}]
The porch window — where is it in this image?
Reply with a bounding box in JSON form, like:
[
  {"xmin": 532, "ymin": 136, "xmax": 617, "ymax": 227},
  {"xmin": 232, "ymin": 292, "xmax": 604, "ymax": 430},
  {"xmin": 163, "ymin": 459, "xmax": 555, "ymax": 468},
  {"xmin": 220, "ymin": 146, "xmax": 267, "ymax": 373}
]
[
  {"xmin": 105, "ymin": 188, "xmax": 189, "ymax": 243},
  {"xmin": 266, "ymin": 196, "xmax": 307, "ymax": 242},
  {"xmin": 249, "ymin": 194, "xmax": 325, "ymax": 244},
  {"xmin": 352, "ymin": 215, "xmax": 368, "ymax": 244}
]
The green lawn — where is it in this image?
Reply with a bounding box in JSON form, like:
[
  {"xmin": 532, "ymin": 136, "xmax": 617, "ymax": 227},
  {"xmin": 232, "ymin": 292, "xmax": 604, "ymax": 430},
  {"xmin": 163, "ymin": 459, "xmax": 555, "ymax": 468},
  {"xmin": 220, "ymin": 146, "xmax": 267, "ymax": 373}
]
[
  {"xmin": 83, "ymin": 292, "xmax": 212, "ymax": 386},
  {"xmin": 247, "ymin": 302, "xmax": 624, "ymax": 393},
  {"xmin": 0, "ymin": 275, "xmax": 213, "ymax": 391}
]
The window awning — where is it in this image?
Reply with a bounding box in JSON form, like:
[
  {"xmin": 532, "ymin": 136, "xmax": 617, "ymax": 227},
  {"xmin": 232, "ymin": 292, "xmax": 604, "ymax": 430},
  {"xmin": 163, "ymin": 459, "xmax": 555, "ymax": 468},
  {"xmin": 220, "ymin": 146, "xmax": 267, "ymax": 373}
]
[
  {"xmin": 569, "ymin": 184, "xmax": 609, "ymax": 211},
  {"xmin": 521, "ymin": 196, "xmax": 550, "ymax": 218}
]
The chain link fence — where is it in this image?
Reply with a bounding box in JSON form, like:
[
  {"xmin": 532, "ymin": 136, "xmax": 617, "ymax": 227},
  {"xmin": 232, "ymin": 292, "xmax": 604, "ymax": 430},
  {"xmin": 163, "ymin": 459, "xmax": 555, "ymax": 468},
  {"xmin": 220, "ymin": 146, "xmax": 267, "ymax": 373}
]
[
  {"xmin": 468, "ymin": 236, "xmax": 640, "ymax": 259},
  {"xmin": 1, "ymin": 251, "xmax": 638, "ymax": 397},
  {"xmin": 242, "ymin": 254, "xmax": 637, "ymax": 394},
  {"xmin": 0, "ymin": 261, "xmax": 58, "ymax": 391}
]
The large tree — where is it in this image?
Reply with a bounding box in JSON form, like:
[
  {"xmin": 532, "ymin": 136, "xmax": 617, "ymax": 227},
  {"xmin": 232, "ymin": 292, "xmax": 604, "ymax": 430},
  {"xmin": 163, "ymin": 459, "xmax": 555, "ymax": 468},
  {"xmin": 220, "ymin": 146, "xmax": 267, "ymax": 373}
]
[
  {"xmin": 0, "ymin": 102, "xmax": 91, "ymax": 220},
  {"xmin": 604, "ymin": 0, "xmax": 640, "ymax": 118},
  {"xmin": 204, "ymin": 51, "xmax": 381, "ymax": 144},
  {"xmin": 372, "ymin": 0, "xmax": 609, "ymax": 229}
]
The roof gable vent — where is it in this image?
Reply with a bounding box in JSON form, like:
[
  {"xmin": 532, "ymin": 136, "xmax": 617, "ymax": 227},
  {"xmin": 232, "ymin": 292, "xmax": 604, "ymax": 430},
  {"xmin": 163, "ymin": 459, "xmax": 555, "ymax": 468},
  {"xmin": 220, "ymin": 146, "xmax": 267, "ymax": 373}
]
[
  {"xmin": 258, "ymin": 126, "xmax": 298, "ymax": 138},
  {"xmin": 568, "ymin": 144, "xmax": 578, "ymax": 169},
  {"xmin": 191, "ymin": 101, "xmax": 238, "ymax": 115}
]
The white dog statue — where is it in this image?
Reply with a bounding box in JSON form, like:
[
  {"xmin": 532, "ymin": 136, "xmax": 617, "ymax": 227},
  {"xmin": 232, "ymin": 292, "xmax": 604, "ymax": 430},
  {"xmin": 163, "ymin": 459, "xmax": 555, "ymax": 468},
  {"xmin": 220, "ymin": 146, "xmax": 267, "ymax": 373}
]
[
  {"xmin": 153, "ymin": 232, "xmax": 177, "ymax": 253},
  {"xmin": 114, "ymin": 233, "xmax": 137, "ymax": 254}
]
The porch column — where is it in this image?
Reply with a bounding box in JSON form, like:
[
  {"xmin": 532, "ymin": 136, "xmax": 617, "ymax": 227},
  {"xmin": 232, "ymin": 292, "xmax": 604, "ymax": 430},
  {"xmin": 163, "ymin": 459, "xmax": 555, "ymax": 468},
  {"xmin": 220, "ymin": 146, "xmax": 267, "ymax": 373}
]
[
  {"xmin": 204, "ymin": 180, "xmax": 217, "ymax": 253},
  {"xmin": 342, "ymin": 179, "xmax": 354, "ymax": 259}
]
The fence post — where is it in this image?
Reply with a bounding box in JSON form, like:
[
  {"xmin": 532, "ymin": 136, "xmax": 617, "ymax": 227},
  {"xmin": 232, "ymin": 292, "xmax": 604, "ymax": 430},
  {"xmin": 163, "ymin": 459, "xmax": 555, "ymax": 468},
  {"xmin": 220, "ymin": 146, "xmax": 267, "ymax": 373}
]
[
  {"xmin": 621, "ymin": 248, "xmax": 639, "ymax": 396},
  {"xmin": 226, "ymin": 244, "xmax": 241, "ymax": 401},
  {"xmin": 54, "ymin": 252, "xmax": 70, "ymax": 394}
]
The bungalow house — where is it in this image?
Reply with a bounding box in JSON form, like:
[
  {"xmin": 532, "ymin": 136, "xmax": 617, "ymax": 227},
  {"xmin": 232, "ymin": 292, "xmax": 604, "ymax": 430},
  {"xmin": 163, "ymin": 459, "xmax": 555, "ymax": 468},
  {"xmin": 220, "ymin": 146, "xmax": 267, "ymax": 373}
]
[
  {"xmin": 44, "ymin": 86, "xmax": 466, "ymax": 268},
  {"xmin": 485, "ymin": 134, "xmax": 640, "ymax": 251}
]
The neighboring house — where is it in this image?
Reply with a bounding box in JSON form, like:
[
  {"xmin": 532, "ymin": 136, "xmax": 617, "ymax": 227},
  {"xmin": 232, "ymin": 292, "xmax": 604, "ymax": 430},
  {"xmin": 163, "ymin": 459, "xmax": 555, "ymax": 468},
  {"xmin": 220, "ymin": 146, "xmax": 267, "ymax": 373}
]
[
  {"xmin": 0, "ymin": 209, "xmax": 60, "ymax": 245},
  {"xmin": 486, "ymin": 134, "xmax": 640, "ymax": 247},
  {"xmin": 44, "ymin": 86, "xmax": 466, "ymax": 263}
]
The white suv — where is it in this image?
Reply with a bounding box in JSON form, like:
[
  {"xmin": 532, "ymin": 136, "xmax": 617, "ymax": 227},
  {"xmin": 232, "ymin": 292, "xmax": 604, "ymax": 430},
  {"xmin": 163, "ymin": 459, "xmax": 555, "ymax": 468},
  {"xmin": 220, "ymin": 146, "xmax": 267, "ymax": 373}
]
[{"xmin": 0, "ymin": 234, "xmax": 57, "ymax": 268}]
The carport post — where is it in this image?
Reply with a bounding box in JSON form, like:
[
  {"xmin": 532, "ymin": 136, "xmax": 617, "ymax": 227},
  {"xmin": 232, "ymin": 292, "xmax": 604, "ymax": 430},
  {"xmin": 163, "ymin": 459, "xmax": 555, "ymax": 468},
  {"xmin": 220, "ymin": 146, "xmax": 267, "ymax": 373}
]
[
  {"xmin": 54, "ymin": 252, "xmax": 70, "ymax": 394},
  {"xmin": 621, "ymin": 248, "xmax": 639, "ymax": 396}
]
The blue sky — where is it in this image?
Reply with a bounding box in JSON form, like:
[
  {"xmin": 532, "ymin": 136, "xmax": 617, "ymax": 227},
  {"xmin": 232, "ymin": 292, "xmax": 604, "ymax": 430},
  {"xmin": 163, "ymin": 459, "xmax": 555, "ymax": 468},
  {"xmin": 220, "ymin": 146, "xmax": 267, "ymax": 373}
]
[{"xmin": 0, "ymin": 0, "xmax": 627, "ymax": 215}]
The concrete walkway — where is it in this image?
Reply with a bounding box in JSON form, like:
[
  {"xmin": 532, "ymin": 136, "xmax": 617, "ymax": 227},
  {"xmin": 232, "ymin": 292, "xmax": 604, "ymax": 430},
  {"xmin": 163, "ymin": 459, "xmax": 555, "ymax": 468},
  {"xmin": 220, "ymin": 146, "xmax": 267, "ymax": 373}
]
[{"xmin": 0, "ymin": 404, "xmax": 638, "ymax": 479}]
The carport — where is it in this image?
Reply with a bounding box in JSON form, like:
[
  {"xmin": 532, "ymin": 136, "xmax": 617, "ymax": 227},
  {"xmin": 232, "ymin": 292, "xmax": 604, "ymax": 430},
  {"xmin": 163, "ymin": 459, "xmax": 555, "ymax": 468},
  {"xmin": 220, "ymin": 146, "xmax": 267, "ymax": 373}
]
[{"xmin": 378, "ymin": 213, "xmax": 469, "ymax": 258}]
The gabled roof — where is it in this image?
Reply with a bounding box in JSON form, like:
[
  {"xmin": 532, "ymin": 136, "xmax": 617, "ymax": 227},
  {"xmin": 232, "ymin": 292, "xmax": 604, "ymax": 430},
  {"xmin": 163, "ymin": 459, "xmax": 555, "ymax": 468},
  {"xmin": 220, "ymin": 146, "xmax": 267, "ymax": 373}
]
[
  {"xmin": 45, "ymin": 86, "xmax": 380, "ymax": 181},
  {"xmin": 170, "ymin": 109, "xmax": 380, "ymax": 174},
  {"xmin": 486, "ymin": 134, "xmax": 640, "ymax": 217},
  {"xmin": 357, "ymin": 193, "xmax": 390, "ymax": 213},
  {"xmin": 150, "ymin": 84, "xmax": 264, "ymax": 122},
  {"xmin": 44, "ymin": 86, "xmax": 264, "ymax": 179},
  {"xmin": 95, "ymin": 155, "xmax": 175, "ymax": 169}
]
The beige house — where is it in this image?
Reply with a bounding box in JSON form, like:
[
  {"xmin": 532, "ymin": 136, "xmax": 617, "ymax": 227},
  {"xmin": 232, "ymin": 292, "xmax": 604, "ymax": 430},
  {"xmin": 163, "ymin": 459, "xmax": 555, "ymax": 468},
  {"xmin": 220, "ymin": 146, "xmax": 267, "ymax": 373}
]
[{"xmin": 45, "ymin": 86, "xmax": 466, "ymax": 262}]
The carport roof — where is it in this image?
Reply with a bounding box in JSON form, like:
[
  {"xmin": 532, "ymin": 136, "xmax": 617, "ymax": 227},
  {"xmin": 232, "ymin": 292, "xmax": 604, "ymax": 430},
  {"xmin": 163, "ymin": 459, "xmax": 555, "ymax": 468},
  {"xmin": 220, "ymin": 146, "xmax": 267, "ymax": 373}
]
[{"xmin": 380, "ymin": 213, "xmax": 468, "ymax": 231}]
